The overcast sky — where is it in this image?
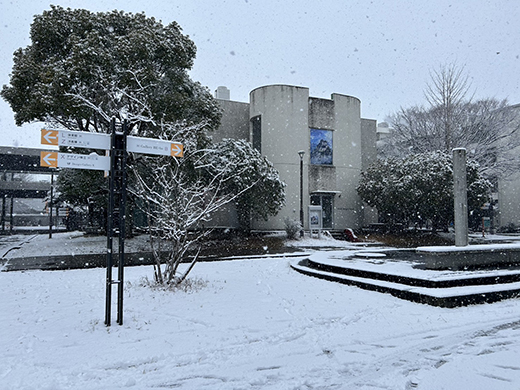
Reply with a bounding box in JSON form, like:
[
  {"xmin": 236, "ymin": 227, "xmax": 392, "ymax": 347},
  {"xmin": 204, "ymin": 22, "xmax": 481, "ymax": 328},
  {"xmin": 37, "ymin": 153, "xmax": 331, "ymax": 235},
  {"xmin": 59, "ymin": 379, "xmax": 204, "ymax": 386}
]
[{"xmin": 1, "ymin": 0, "xmax": 519, "ymax": 148}]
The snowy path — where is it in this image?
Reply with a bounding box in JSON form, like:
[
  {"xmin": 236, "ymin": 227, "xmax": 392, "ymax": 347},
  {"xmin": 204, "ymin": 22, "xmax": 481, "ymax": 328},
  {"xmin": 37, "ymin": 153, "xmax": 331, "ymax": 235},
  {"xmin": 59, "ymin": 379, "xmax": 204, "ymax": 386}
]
[{"xmin": 2, "ymin": 256, "xmax": 520, "ymax": 389}]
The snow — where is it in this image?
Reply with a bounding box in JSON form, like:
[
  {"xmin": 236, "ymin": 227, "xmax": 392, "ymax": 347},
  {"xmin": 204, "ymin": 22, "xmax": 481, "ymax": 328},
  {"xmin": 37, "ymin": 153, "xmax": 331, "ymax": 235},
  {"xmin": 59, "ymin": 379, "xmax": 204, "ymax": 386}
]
[
  {"xmin": 2, "ymin": 233, "xmax": 520, "ymax": 389},
  {"xmin": 1, "ymin": 232, "xmax": 151, "ymax": 259},
  {"xmin": 292, "ymin": 258, "xmax": 520, "ymax": 299},
  {"xmin": 417, "ymin": 242, "xmax": 520, "ymax": 253},
  {"xmin": 312, "ymin": 250, "xmax": 520, "ymax": 282}
]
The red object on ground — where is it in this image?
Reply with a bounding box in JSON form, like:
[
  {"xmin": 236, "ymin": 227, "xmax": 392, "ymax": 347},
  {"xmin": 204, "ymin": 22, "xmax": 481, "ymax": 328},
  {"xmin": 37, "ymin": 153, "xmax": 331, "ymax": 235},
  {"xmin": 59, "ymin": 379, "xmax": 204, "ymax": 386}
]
[{"xmin": 344, "ymin": 228, "xmax": 359, "ymax": 242}]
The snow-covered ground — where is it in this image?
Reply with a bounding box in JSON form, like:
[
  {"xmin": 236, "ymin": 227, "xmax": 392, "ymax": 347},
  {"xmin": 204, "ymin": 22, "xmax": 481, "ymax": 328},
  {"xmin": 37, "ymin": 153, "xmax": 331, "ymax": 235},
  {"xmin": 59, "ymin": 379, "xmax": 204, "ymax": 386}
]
[
  {"xmin": 0, "ymin": 231, "xmax": 153, "ymax": 259},
  {"xmin": 2, "ymin": 233, "xmax": 520, "ymax": 389}
]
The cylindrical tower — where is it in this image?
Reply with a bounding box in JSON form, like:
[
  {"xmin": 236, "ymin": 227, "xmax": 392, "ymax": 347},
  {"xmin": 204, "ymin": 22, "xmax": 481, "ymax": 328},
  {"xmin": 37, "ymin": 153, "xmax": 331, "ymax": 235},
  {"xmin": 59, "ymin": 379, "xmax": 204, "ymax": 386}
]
[
  {"xmin": 249, "ymin": 85, "xmax": 365, "ymax": 231},
  {"xmin": 250, "ymin": 85, "xmax": 310, "ymax": 230}
]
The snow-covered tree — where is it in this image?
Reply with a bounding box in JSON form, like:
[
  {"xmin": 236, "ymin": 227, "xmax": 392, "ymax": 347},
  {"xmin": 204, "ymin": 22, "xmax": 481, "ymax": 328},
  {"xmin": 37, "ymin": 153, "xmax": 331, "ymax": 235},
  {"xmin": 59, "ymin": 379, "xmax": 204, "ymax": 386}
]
[
  {"xmin": 132, "ymin": 132, "xmax": 285, "ymax": 286},
  {"xmin": 357, "ymin": 151, "xmax": 491, "ymax": 231},
  {"xmin": 381, "ymin": 64, "xmax": 520, "ymax": 179},
  {"xmin": 1, "ymin": 6, "xmax": 220, "ymax": 233},
  {"xmin": 1, "ymin": 6, "xmax": 220, "ymax": 134},
  {"xmin": 204, "ymin": 139, "xmax": 286, "ymax": 230},
  {"xmin": 132, "ymin": 154, "xmax": 227, "ymax": 286}
]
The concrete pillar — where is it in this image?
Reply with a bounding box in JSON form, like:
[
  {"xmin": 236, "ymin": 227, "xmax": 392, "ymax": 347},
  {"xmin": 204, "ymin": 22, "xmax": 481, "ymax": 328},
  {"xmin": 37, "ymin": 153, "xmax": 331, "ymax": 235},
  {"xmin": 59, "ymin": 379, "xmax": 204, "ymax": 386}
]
[{"xmin": 453, "ymin": 148, "xmax": 468, "ymax": 246}]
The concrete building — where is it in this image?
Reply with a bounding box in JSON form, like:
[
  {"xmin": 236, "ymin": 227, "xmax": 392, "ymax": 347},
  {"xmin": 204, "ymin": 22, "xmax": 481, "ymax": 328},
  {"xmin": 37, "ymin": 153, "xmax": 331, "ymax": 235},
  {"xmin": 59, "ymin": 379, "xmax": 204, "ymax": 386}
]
[
  {"xmin": 215, "ymin": 84, "xmax": 377, "ymax": 231},
  {"xmin": 495, "ymin": 104, "xmax": 520, "ymax": 230},
  {"xmin": 498, "ymin": 177, "xmax": 519, "ymax": 227}
]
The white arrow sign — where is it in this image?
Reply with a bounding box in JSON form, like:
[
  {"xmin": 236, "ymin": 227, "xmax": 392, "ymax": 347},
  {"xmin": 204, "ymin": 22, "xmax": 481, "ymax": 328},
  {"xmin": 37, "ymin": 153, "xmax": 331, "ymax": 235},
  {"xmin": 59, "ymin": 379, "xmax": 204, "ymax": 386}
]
[
  {"xmin": 58, "ymin": 152, "xmax": 110, "ymax": 171},
  {"xmin": 43, "ymin": 153, "xmax": 56, "ymax": 166},
  {"xmin": 127, "ymin": 136, "xmax": 183, "ymax": 157},
  {"xmin": 41, "ymin": 151, "xmax": 110, "ymax": 171},
  {"xmin": 170, "ymin": 143, "xmax": 183, "ymax": 157},
  {"xmin": 42, "ymin": 131, "xmax": 58, "ymax": 144},
  {"xmin": 41, "ymin": 128, "xmax": 111, "ymax": 150}
]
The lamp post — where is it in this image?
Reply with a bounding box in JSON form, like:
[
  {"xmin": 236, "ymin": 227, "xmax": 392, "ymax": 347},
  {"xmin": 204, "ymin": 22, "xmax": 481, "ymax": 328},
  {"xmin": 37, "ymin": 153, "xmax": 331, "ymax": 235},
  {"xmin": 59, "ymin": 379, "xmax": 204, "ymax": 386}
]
[{"xmin": 298, "ymin": 150, "xmax": 305, "ymax": 237}]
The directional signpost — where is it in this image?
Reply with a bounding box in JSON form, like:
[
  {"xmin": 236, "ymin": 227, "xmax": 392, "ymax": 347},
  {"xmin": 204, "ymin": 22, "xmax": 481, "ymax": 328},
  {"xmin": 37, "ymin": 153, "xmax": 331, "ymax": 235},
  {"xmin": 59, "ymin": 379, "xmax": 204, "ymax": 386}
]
[
  {"xmin": 127, "ymin": 135, "xmax": 183, "ymax": 157},
  {"xmin": 41, "ymin": 128, "xmax": 111, "ymax": 150},
  {"xmin": 40, "ymin": 121, "xmax": 183, "ymax": 326},
  {"xmin": 40, "ymin": 151, "xmax": 110, "ymax": 171}
]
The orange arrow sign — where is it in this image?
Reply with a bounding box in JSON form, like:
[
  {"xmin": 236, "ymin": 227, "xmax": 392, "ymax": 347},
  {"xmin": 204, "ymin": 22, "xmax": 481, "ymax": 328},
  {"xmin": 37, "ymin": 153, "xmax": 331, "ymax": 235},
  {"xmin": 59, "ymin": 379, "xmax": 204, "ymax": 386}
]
[
  {"xmin": 41, "ymin": 128, "xmax": 111, "ymax": 150},
  {"xmin": 170, "ymin": 143, "xmax": 184, "ymax": 157},
  {"xmin": 40, "ymin": 151, "xmax": 58, "ymax": 168},
  {"xmin": 41, "ymin": 129, "xmax": 59, "ymax": 146}
]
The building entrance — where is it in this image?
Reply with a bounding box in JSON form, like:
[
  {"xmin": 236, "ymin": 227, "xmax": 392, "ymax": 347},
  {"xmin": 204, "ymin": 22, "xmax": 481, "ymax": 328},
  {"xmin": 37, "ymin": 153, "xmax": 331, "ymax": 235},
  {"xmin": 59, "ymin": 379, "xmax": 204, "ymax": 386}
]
[{"xmin": 310, "ymin": 194, "xmax": 333, "ymax": 229}]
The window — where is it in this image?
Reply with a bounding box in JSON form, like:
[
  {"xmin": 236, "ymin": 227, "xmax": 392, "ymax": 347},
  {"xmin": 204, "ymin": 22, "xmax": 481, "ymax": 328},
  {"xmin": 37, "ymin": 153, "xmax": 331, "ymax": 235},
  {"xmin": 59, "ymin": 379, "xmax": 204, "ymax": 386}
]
[
  {"xmin": 251, "ymin": 116, "xmax": 261, "ymax": 152},
  {"xmin": 310, "ymin": 194, "xmax": 333, "ymax": 228},
  {"xmin": 310, "ymin": 128, "xmax": 333, "ymax": 165}
]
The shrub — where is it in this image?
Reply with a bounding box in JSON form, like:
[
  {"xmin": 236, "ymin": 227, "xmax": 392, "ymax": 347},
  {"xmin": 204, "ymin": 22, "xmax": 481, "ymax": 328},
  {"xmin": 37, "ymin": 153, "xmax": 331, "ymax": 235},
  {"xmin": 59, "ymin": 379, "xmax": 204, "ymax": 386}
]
[
  {"xmin": 284, "ymin": 217, "xmax": 302, "ymax": 239},
  {"xmin": 497, "ymin": 223, "xmax": 519, "ymax": 234}
]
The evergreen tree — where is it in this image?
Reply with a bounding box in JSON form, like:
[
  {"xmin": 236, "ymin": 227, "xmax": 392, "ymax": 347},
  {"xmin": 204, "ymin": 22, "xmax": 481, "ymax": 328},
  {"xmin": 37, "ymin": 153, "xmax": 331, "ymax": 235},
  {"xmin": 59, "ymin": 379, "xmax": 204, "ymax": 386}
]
[
  {"xmin": 1, "ymin": 6, "xmax": 220, "ymax": 134},
  {"xmin": 204, "ymin": 139, "xmax": 286, "ymax": 230},
  {"xmin": 357, "ymin": 151, "xmax": 491, "ymax": 231}
]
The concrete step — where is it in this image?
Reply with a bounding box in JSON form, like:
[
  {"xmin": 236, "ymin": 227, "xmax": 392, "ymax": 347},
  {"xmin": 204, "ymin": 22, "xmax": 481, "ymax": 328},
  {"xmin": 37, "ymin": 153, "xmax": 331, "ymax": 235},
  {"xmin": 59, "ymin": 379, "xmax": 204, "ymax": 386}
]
[{"xmin": 291, "ymin": 258, "xmax": 520, "ymax": 308}]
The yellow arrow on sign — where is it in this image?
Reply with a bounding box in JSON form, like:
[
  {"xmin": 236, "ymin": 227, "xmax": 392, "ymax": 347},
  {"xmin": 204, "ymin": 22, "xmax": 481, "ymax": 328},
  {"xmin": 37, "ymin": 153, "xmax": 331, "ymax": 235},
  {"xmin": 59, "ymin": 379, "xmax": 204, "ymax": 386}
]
[
  {"xmin": 41, "ymin": 129, "xmax": 59, "ymax": 146},
  {"xmin": 170, "ymin": 143, "xmax": 184, "ymax": 157},
  {"xmin": 40, "ymin": 151, "xmax": 58, "ymax": 168}
]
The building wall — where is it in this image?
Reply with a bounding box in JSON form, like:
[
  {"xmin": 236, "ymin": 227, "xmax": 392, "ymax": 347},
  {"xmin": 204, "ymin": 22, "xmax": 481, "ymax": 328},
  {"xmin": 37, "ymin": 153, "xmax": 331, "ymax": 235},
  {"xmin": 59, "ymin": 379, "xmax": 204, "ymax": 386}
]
[
  {"xmin": 208, "ymin": 99, "xmax": 250, "ymax": 228},
  {"xmin": 498, "ymin": 172, "xmax": 520, "ymax": 227},
  {"xmin": 214, "ymin": 84, "xmax": 376, "ymax": 231},
  {"xmin": 249, "ymin": 85, "xmax": 310, "ymax": 230},
  {"xmin": 248, "ymin": 85, "xmax": 373, "ymax": 230},
  {"xmin": 361, "ymin": 119, "xmax": 377, "ymax": 170},
  {"xmin": 329, "ymin": 93, "xmax": 363, "ymax": 229},
  {"xmin": 212, "ymin": 99, "xmax": 250, "ymax": 143},
  {"xmin": 361, "ymin": 118, "xmax": 378, "ymax": 226}
]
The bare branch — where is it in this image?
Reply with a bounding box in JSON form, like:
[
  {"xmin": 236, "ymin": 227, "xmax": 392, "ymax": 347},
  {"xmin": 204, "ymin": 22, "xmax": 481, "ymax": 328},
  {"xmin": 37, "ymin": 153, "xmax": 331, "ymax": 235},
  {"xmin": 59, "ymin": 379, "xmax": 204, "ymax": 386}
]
[{"xmin": 383, "ymin": 64, "xmax": 520, "ymax": 179}]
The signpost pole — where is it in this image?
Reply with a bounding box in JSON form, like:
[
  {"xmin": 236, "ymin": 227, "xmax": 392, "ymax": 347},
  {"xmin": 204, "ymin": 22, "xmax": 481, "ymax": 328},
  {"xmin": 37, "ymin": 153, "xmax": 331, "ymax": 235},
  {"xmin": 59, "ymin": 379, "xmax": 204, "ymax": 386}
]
[
  {"xmin": 105, "ymin": 118, "xmax": 128, "ymax": 326},
  {"xmin": 298, "ymin": 151, "xmax": 305, "ymax": 238},
  {"xmin": 48, "ymin": 172, "xmax": 54, "ymax": 239},
  {"xmin": 105, "ymin": 118, "xmax": 116, "ymax": 326},
  {"xmin": 9, "ymin": 194, "xmax": 14, "ymax": 233},
  {"xmin": 116, "ymin": 120, "xmax": 128, "ymax": 325}
]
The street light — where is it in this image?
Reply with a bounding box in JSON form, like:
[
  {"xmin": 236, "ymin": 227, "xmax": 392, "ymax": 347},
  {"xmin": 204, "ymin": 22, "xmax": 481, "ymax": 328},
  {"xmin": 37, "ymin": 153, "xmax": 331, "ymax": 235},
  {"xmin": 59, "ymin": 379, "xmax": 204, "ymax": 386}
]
[{"xmin": 298, "ymin": 150, "xmax": 305, "ymax": 237}]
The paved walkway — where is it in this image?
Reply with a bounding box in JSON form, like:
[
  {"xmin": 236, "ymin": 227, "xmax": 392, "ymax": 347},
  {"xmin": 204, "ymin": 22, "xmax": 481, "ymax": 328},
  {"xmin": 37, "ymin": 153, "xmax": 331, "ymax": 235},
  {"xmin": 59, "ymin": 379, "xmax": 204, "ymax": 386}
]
[
  {"xmin": 0, "ymin": 234, "xmax": 39, "ymax": 259},
  {"xmin": 0, "ymin": 232, "xmax": 149, "ymax": 271},
  {"xmin": 0, "ymin": 232, "xmax": 306, "ymax": 272}
]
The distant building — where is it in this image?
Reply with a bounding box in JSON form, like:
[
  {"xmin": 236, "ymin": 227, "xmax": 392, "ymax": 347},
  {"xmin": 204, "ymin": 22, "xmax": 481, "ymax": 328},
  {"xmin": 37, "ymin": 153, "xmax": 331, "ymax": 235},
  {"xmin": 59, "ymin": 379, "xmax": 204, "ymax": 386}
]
[
  {"xmin": 214, "ymin": 84, "xmax": 377, "ymax": 231},
  {"xmin": 497, "ymin": 104, "xmax": 520, "ymax": 229},
  {"xmin": 214, "ymin": 86, "xmax": 231, "ymax": 100},
  {"xmin": 376, "ymin": 122, "xmax": 391, "ymax": 141}
]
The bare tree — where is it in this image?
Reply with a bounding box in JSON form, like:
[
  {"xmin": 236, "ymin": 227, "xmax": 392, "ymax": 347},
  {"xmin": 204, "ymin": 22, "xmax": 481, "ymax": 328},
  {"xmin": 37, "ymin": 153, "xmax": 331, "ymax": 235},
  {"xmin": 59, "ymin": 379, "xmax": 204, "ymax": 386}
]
[
  {"xmin": 131, "ymin": 127, "xmax": 286, "ymax": 286},
  {"xmin": 382, "ymin": 64, "xmax": 520, "ymax": 179},
  {"xmin": 132, "ymin": 138, "xmax": 256, "ymax": 286},
  {"xmin": 425, "ymin": 64, "xmax": 472, "ymax": 151}
]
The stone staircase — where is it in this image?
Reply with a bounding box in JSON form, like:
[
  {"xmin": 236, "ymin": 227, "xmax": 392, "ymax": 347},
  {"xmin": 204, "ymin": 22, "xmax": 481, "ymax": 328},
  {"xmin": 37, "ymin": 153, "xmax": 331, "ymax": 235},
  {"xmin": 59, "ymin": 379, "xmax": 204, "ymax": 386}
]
[{"xmin": 291, "ymin": 250, "xmax": 520, "ymax": 308}]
